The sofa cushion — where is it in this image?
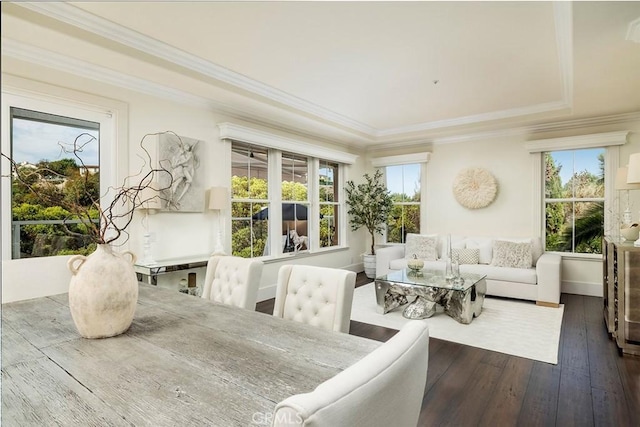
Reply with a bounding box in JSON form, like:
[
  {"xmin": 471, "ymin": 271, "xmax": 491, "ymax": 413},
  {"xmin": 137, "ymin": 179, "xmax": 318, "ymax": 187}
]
[
  {"xmin": 464, "ymin": 237, "xmax": 493, "ymax": 264},
  {"xmin": 498, "ymin": 237, "xmax": 543, "ymax": 266},
  {"xmin": 405, "ymin": 233, "xmax": 438, "ymax": 261},
  {"xmin": 491, "ymin": 240, "xmax": 532, "ymax": 269},
  {"xmin": 461, "ymin": 263, "xmax": 537, "ymax": 285},
  {"xmin": 452, "ymin": 248, "xmax": 479, "ymax": 265}
]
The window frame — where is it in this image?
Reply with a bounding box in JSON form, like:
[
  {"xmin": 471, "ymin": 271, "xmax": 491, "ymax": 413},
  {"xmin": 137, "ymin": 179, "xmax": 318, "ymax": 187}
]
[
  {"xmin": 371, "ymin": 153, "xmax": 430, "ymax": 245},
  {"xmin": 2, "ymin": 89, "xmax": 123, "ymax": 260},
  {"xmin": 223, "ymin": 123, "xmax": 356, "ymax": 259},
  {"xmin": 525, "ymin": 131, "xmax": 629, "ymax": 259}
]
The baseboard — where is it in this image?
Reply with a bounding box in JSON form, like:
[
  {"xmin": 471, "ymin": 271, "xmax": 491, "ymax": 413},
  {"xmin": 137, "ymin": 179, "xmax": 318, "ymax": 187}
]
[
  {"xmin": 561, "ymin": 280, "xmax": 602, "ymax": 297},
  {"xmin": 257, "ymin": 283, "xmax": 277, "ymax": 302}
]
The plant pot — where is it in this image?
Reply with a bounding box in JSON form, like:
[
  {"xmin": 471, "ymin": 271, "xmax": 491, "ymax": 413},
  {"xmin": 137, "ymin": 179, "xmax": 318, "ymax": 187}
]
[
  {"xmin": 67, "ymin": 244, "xmax": 139, "ymax": 338},
  {"xmin": 363, "ymin": 253, "xmax": 377, "ymax": 279}
]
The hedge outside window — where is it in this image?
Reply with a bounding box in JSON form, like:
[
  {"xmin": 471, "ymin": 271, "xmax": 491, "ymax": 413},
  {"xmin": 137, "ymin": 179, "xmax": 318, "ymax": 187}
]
[
  {"xmin": 544, "ymin": 148, "xmax": 605, "ymax": 254},
  {"xmin": 385, "ymin": 164, "xmax": 421, "ymax": 244}
]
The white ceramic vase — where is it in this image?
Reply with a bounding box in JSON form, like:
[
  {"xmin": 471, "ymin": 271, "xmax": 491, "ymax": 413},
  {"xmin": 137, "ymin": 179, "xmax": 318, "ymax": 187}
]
[{"xmin": 67, "ymin": 244, "xmax": 139, "ymax": 339}]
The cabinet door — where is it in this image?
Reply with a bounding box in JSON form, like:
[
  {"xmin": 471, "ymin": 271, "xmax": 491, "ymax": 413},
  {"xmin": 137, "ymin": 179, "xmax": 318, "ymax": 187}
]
[{"xmin": 625, "ymin": 251, "xmax": 640, "ymax": 343}]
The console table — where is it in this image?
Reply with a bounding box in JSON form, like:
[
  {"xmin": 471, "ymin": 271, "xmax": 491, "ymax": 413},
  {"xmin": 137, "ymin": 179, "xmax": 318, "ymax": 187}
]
[
  {"xmin": 603, "ymin": 236, "xmax": 640, "ymax": 356},
  {"xmin": 134, "ymin": 255, "xmax": 210, "ymax": 285}
]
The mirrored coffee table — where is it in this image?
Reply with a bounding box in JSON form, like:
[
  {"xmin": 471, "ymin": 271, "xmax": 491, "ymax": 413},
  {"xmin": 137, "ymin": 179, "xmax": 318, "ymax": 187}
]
[{"xmin": 375, "ymin": 269, "xmax": 487, "ymax": 324}]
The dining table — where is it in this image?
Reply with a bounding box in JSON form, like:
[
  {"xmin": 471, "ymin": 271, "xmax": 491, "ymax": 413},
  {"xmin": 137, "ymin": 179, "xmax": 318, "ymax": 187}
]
[{"xmin": 1, "ymin": 283, "xmax": 380, "ymax": 426}]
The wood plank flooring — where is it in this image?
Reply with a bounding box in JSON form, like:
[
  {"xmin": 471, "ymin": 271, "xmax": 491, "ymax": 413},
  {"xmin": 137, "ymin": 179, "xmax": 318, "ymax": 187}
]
[{"xmin": 256, "ymin": 272, "xmax": 640, "ymax": 426}]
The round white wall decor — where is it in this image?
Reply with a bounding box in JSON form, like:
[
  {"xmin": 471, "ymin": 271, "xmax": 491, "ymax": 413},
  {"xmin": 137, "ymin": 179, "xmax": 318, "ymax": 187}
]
[{"xmin": 452, "ymin": 168, "xmax": 498, "ymax": 209}]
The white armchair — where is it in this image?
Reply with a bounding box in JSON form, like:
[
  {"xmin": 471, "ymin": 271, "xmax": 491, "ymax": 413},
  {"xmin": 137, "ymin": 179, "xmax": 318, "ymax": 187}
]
[
  {"xmin": 201, "ymin": 255, "xmax": 264, "ymax": 310},
  {"xmin": 272, "ymin": 321, "xmax": 429, "ymax": 427},
  {"xmin": 273, "ymin": 265, "xmax": 356, "ymax": 333}
]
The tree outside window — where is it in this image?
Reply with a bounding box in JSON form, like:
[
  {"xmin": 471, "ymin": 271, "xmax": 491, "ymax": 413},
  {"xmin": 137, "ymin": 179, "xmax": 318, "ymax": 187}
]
[
  {"xmin": 385, "ymin": 164, "xmax": 421, "ymax": 243},
  {"xmin": 231, "ymin": 143, "xmax": 269, "ymax": 258},
  {"xmin": 545, "ymin": 148, "xmax": 605, "ymax": 254},
  {"xmin": 319, "ymin": 161, "xmax": 339, "ymax": 248},
  {"xmin": 9, "ymin": 108, "xmax": 100, "ymax": 258}
]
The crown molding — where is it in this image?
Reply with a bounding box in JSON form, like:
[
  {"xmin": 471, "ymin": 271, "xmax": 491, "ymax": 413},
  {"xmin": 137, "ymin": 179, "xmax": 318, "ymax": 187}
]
[
  {"xmin": 14, "ymin": 2, "xmax": 377, "ymax": 136},
  {"xmin": 14, "ymin": 1, "xmax": 575, "ymax": 138}
]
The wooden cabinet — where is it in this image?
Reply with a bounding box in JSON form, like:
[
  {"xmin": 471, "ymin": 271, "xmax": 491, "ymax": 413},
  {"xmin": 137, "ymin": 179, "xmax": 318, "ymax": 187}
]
[{"xmin": 603, "ymin": 236, "xmax": 640, "ymax": 356}]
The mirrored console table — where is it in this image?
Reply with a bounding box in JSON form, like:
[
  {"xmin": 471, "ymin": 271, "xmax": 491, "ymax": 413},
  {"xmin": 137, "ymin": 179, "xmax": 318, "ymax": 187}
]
[
  {"xmin": 603, "ymin": 236, "xmax": 640, "ymax": 356},
  {"xmin": 134, "ymin": 255, "xmax": 210, "ymax": 286}
]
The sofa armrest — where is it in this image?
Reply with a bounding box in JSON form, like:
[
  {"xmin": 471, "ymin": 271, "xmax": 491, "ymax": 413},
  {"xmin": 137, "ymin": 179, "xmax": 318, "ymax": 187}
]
[
  {"xmin": 535, "ymin": 253, "xmax": 561, "ymax": 306},
  {"xmin": 376, "ymin": 245, "xmax": 405, "ymax": 277}
]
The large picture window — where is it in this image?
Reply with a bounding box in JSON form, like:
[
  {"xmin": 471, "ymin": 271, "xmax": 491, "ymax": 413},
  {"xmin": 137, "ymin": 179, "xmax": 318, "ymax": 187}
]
[
  {"xmin": 9, "ymin": 108, "xmax": 100, "ymax": 259},
  {"xmin": 544, "ymin": 148, "xmax": 605, "ymax": 254},
  {"xmin": 385, "ymin": 164, "xmax": 421, "ymax": 244},
  {"xmin": 230, "ymin": 141, "xmax": 345, "ymax": 258}
]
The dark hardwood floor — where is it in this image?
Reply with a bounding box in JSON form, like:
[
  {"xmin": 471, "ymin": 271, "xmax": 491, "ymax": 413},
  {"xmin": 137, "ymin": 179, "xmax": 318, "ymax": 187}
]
[{"xmin": 256, "ymin": 272, "xmax": 640, "ymax": 427}]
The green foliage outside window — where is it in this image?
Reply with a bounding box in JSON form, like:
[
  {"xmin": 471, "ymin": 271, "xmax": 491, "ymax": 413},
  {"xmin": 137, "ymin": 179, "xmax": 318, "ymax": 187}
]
[
  {"xmin": 545, "ymin": 152, "xmax": 604, "ymax": 254},
  {"xmin": 11, "ymin": 160, "xmax": 100, "ymax": 258}
]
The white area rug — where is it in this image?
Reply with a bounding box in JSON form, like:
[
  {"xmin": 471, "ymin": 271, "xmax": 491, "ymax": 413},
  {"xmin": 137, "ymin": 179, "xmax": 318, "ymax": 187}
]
[{"xmin": 351, "ymin": 283, "xmax": 564, "ymax": 364}]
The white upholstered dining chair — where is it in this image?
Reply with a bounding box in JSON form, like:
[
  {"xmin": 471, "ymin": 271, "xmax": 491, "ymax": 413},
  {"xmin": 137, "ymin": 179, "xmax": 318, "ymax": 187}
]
[
  {"xmin": 272, "ymin": 265, "xmax": 356, "ymax": 333},
  {"xmin": 201, "ymin": 255, "xmax": 263, "ymax": 310},
  {"xmin": 272, "ymin": 321, "xmax": 429, "ymax": 427}
]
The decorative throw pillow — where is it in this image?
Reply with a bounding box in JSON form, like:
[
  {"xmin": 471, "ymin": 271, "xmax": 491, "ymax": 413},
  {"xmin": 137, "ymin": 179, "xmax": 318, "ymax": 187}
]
[
  {"xmin": 491, "ymin": 240, "xmax": 532, "ymax": 269},
  {"xmin": 452, "ymin": 248, "xmax": 480, "ymax": 265},
  {"xmin": 464, "ymin": 237, "xmax": 493, "ymax": 264},
  {"xmin": 405, "ymin": 233, "xmax": 438, "ymax": 261}
]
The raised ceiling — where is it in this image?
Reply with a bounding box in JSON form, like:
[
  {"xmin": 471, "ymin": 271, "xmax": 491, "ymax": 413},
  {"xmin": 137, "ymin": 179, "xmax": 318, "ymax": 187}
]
[{"xmin": 2, "ymin": 1, "xmax": 639, "ymax": 148}]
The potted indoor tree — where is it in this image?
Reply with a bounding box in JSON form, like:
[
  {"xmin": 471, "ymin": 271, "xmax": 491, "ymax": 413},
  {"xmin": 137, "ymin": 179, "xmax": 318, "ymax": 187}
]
[{"xmin": 345, "ymin": 169, "xmax": 394, "ymax": 278}]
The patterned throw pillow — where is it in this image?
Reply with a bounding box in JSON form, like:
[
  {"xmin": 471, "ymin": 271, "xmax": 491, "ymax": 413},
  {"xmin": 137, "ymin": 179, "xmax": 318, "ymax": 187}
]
[
  {"xmin": 491, "ymin": 240, "xmax": 532, "ymax": 269},
  {"xmin": 405, "ymin": 233, "xmax": 438, "ymax": 261},
  {"xmin": 452, "ymin": 248, "xmax": 480, "ymax": 265}
]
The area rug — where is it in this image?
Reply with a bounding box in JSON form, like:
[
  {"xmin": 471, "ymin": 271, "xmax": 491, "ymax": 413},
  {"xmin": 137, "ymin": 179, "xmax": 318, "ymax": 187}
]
[{"xmin": 351, "ymin": 283, "xmax": 564, "ymax": 364}]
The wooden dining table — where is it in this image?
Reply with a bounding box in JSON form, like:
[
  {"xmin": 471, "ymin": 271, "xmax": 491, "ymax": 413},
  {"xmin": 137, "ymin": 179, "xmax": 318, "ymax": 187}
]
[{"xmin": 2, "ymin": 283, "xmax": 380, "ymax": 426}]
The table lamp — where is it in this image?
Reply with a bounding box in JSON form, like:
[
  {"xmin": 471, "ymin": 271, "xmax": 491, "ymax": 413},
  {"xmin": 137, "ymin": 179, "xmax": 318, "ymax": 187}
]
[
  {"xmin": 615, "ymin": 166, "xmax": 640, "ymax": 225},
  {"xmin": 137, "ymin": 183, "xmax": 161, "ymax": 265},
  {"xmin": 626, "ymin": 153, "xmax": 640, "ymax": 246},
  {"xmin": 208, "ymin": 186, "xmax": 228, "ymax": 255}
]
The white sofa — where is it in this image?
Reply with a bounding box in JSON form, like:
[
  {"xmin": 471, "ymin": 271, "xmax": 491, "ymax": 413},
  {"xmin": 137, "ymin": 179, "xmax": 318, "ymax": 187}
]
[{"xmin": 376, "ymin": 234, "xmax": 561, "ymax": 307}]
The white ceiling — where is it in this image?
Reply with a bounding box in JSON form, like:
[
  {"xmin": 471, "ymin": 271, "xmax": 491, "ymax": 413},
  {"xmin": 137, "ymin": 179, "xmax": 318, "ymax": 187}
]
[{"xmin": 2, "ymin": 1, "xmax": 640, "ymax": 148}]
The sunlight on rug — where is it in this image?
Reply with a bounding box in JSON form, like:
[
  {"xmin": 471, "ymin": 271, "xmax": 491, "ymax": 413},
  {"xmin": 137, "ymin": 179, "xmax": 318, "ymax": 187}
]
[{"xmin": 351, "ymin": 283, "xmax": 564, "ymax": 364}]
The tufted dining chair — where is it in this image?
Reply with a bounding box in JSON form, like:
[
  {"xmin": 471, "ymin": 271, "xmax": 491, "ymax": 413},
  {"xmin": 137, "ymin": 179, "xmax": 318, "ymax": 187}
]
[
  {"xmin": 272, "ymin": 321, "xmax": 429, "ymax": 427},
  {"xmin": 201, "ymin": 256, "xmax": 264, "ymax": 310},
  {"xmin": 272, "ymin": 265, "xmax": 356, "ymax": 333}
]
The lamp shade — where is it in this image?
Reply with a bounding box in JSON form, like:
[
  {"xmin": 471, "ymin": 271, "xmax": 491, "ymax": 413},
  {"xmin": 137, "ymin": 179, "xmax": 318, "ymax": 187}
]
[
  {"xmin": 616, "ymin": 166, "xmax": 640, "ymax": 190},
  {"xmin": 208, "ymin": 187, "xmax": 228, "ymax": 210},
  {"xmin": 628, "ymin": 153, "xmax": 640, "ymax": 184}
]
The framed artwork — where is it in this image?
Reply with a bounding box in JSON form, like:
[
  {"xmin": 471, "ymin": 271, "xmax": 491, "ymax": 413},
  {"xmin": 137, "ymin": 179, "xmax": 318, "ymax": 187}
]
[{"xmin": 158, "ymin": 133, "xmax": 204, "ymax": 212}]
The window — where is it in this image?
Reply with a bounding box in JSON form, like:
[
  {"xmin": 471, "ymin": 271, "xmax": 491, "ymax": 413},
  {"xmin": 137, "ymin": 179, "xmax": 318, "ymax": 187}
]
[
  {"xmin": 281, "ymin": 152, "xmax": 309, "ymax": 252},
  {"xmin": 319, "ymin": 160, "xmax": 340, "ymax": 248},
  {"xmin": 385, "ymin": 164, "xmax": 421, "ymax": 244},
  {"xmin": 231, "ymin": 142, "xmax": 269, "ymax": 257},
  {"xmin": 544, "ymin": 148, "xmax": 605, "ymax": 254},
  {"xmin": 230, "ymin": 141, "xmax": 346, "ymax": 258},
  {"xmin": 221, "ymin": 122, "xmax": 356, "ymax": 259},
  {"xmin": 9, "ymin": 108, "xmax": 100, "ymax": 259}
]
